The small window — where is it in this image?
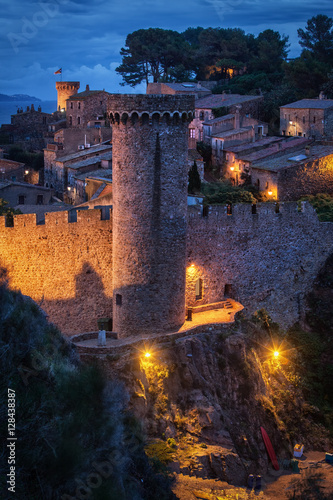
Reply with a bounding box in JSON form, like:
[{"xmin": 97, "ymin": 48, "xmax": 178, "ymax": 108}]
[
  {"xmin": 298, "ymin": 132, "xmax": 302, "ymax": 136},
  {"xmin": 69, "ymin": 116, "xmax": 72, "ymax": 126},
  {"xmin": 202, "ymin": 205, "xmax": 209, "ymax": 217},
  {"xmin": 78, "ymin": 102, "xmax": 81, "ymax": 109},
  {"xmin": 18, "ymin": 195, "xmax": 24, "ymax": 204},
  {"xmin": 313, "ymin": 116, "xmax": 316, "ymax": 123},
  {"xmin": 282, "ymin": 130, "xmax": 285, "ymax": 135},
  {"xmin": 11, "ymin": 175, "xmax": 16, "ymax": 182},
  {"xmin": 100, "ymin": 101, "xmax": 103, "ymax": 105},
  {"xmin": 116, "ymin": 294, "xmax": 122, "ymax": 306},
  {"xmin": 77, "ymin": 116, "xmax": 81, "ymax": 125},
  {"xmin": 189, "ymin": 129, "xmax": 195, "ymax": 139},
  {"xmin": 224, "ymin": 284, "xmax": 233, "ymax": 298},
  {"xmin": 195, "ymin": 278, "xmax": 203, "ymax": 300},
  {"xmin": 199, "ymin": 111, "xmax": 204, "ymax": 121},
  {"xmin": 252, "ymin": 204, "xmax": 257, "ymax": 214},
  {"xmin": 37, "ymin": 195, "xmax": 43, "ymax": 205},
  {"xmin": 70, "ymin": 102, "xmax": 73, "ymax": 109}
]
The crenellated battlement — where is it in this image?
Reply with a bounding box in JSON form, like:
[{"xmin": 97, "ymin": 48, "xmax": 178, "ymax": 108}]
[
  {"xmin": 188, "ymin": 201, "xmax": 322, "ymax": 224},
  {"xmin": 108, "ymin": 94, "xmax": 195, "ymax": 126},
  {"xmin": 0, "ymin": 207, "xmax": 112, "ymax": 230}
]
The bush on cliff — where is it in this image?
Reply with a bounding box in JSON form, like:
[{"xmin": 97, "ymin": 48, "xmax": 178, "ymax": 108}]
[{"xmin": 0, "ymin": 285, "xmax": 175, "ymax": 500}]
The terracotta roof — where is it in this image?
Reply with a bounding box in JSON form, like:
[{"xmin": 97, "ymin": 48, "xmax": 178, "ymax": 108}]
[
  {"xmin": 55, "ymin": 144, "xmax": 112, "ymax": 163},
  {"xmin": 225, "ymin": 137, "xmax": 284, "ymax": 153},
  {"xmin": 252, "ymin": 144, "xmax": 333, "ymax": 172},
  {"xmin": 281, "ymin": 99, "xmax": 333, "ymax": 109}
]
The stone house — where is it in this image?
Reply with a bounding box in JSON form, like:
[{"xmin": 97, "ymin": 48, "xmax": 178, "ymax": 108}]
[
  {"xmin": 280, "ymin": 98, "xmax": 333, "ymax": 139},
  {"xmin": 43, "ymin": 143, "xmax": 112, "ymax": 198},
  {"xmin": 0, "ymin": 181, "xmax": 53, "ymax": 208},
  {"xmin": 0, "ymin": 158, "xmax": 26, "ymax": 183},
  {"xmin": 224, "ymin": 137, "xmax": 310, "ymax": 186},
  {"xmin": 66, "ymin": 85, "xmax": 110, "ymax": 129},
  {"xmin": 250, "ymin": 142, "xmax": 333, "ymax": 200},
  {"xmin": 188, "ymin": 93, "xmax": 263, "ymax": 146},
  {"xmin": 66, "ymin": 155, "xmax": 112, "ymax": 205}
]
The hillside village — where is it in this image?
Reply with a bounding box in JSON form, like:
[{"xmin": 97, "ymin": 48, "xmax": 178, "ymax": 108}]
[
  {"xmin": 1, "ymin": 80, "xmax": 333, "ymax": 213},
  {"xmin": 1, "ymin": 20, "xmax": 333, "ymax": 500}
]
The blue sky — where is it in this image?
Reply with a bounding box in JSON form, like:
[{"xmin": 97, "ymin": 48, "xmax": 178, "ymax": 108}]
[{"xmin": 0, "ymin": 0, "xmax": 333, "ymax": 100}]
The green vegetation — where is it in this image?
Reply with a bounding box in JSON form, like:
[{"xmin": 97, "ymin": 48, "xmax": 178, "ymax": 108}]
[
  {"xmin": 202, "ymin": 180, "xmax": 266, "ymax": 205},
  {"xmin": 117, "ymin": 16, "xmax": 333, "ymax": 135},
  {"xmin": 188, "ymin": 161, "xmax": 201, "ymax": 194},
  {"xmin": 0, "ymin": 285, "xmax": 175, "ymax": 499},
  {"xmin": 8, "ymin": 145, "xmax": 44, "ymax": 171},
  {"xmin": 299, "ymin": 193, "xmax": 333, "ymax": 222}
]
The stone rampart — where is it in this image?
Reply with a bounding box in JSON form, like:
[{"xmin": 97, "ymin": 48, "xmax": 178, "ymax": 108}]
[
  {"xmin": 0, "ymin": 209, "xmax": 113, "ymax": 335},
  {"xmin": 186, "ymin": 202, "xmax": 333, "ymax": 328}
]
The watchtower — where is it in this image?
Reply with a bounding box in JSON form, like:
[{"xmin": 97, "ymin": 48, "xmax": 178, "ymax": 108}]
[
  {"xmin": 56, "ymin": 81, "xmax": 80, "ymax": 111},
  {"xmin": 108, "ymin": 94, "xmax": 195, "ymax": 338}
]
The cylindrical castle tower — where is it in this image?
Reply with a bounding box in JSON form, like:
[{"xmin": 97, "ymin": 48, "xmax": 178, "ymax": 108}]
[
  {"xmin": 108, "ymin": 94, "xmax": 195, "ymax": 338},
  {"xmin": 56, "ymin": 81, "xmax": 80, "ymax": 111}
]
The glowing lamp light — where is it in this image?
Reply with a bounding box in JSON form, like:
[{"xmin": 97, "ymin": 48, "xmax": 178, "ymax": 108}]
[
  {"xmin": 230, "ymin": 166, "xmax": 235, "ymax": 171},
  {"xmin": 289, "ymin": 121, "xmax": 293, "ymax": 125},
  {"xmin": 25, "ymin": 170, "xmax": 29, "ymax": 175},
  {"xmin": 273, "ymin": 351, "xmax": 280, "ymax": 358},
  {"xmin": 67, "ymin": 186, "xmax": 71, "ymax": 191},
  {"xmin": 144, "ymin": 352, "xmax": 151, "ymax": 358},
  {"xmin": 268, "ymin": 190, "xmax": 273, "ymax": 196}
]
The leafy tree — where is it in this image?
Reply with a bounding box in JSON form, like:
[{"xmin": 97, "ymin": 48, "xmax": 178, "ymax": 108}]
[
  {"xmin": 284, "ymin": 50, "xmax": 330, "ymax": 97},
  {"xmin": 116, "ymin": 28, "xmax": 193, "ymax": 86},
  {"xmin": 188, "ymin": 161, "xmax": 201, "ymax": 194},
  {"xmin": 298, "ymin": 14, "xmax": 333, "ymax": 64},
  {"xmin": 249, "ymin": 29, "xmax": 289, "ymax": 75}
]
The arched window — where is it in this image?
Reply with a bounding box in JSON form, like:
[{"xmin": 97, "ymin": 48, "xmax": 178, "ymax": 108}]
[{"xmin": 195, "ymin": 278, "xmax": 203, "ymax": 300}]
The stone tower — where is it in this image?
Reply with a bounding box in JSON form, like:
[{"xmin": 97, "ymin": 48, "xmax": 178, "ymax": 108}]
[
  {"xmin": 108, "ymin": 94, "xmax": 195, "ymax": 338},
  {"xmin": 56, "ymin": 81, "xmax": 80, "ymax": 111}
]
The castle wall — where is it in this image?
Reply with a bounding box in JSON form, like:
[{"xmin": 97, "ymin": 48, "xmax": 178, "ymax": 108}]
[
  {"xmin": 277, "ymin": 154, "xmax": 333, "ymax": 200},
  {"xmin": 186, "ymin": 202, "xmax": 333, "ymax": 328},
  {"xmin": 0, "ymin": 202, "xmax": 331, "ymax": 336},
  {"xmin": 0, "ymin": 209, "xmax": 113, "ymax": 335}
]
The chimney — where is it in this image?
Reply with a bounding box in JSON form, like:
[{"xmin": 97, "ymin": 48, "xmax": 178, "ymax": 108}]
[{"xmin": 86, "ymin": 84, "xmax": 90, "ymax": 91}]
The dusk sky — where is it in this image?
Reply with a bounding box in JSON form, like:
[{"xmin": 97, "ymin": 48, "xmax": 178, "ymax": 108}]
[{"xmin": 1, "ymin": 0, "xmax": 333, "ymax": 101}]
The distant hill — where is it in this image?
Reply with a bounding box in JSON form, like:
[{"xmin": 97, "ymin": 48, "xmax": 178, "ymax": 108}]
[{"xmin": 0, "ymin": 93, "xmax": 41, "ymax": 102}]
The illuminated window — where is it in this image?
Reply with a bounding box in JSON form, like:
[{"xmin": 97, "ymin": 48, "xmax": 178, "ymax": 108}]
[
  {"xmin": 195, "ymin": 278, "xmax": 203, "ymax": 300},
  {"xmin": 189, "ymin": 129, "xmax": 195, "ymax": 139}
]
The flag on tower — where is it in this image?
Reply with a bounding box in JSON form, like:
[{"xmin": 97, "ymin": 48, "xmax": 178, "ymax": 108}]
[{"xmin": 54, "ymin": 68, "xmax": 62, "ymax": 75}]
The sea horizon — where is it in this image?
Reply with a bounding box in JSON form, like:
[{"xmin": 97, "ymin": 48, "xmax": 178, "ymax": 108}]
[{"xmin": 0, "ymin": 100, "xmax": 58, "ymax": 127}]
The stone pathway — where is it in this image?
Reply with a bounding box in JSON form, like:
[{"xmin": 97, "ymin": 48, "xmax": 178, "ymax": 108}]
[{"xmin": 71, "ymin": 299, "xmax": 244, "ymax": 354}]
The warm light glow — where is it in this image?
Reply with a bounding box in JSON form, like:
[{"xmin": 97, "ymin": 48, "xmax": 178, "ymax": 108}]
[
  {"xmin": 230, "ymin": 166, "xmax": 235, "ymax": 171},
  {"xmin": 191, "ymin": 264, "xmax": 195, "ymax": 267},
  {"xmin": 25, "ymin": 170, "xmax": 29, "ymax": 175},
  {"xmin": 144, "ymin": 352, "xmax": 151, "ymax": 358},
  {"xmin": 268, "ymin": 190, "xmax": 273, "ymax": 196},
  {"xmin": 274, "ymin": 351, "xmax": 280, "ymax": 358},
  {"xmin": 67, "ymin": 186, "xmax": 71, "ymax": 191}
]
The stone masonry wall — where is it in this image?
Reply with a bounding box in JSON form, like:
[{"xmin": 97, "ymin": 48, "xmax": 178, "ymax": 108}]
[
  {"xmin": 0, "ymin": 209, "xmax": 113, "ymax": 335},
  {"xmin": 278, "ymin": 153, "xmax": 333, "ymax": 200},
  {"xmin": 186, "ymin": 202, "xmax": 333, "ymax": 328},
  {"xmin": 0, "ymin": 202, "xmax": 332, "ymax": 336}
]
